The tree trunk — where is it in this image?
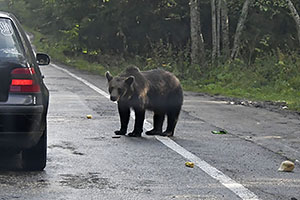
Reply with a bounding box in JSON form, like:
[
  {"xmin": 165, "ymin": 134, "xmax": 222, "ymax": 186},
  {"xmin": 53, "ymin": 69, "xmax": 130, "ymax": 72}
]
[
  {"xmin": 286, "ymin": 0, "xmax": 300, "ymax": 45},
  {"xmin": 190, "ymin": 0, "xmax": 205, "ymax": 66},
  {"xmin": 231, "ymin": 0, "xmax": 253, "ymax": 60},
  {"xmin": 211, "ymin": 0, "xmax": 217, "ymax": 61},
  {"xmin": 216, "ymin": 0, "xmax": 221, "ymax": 58},
  {"xmin": 221, "ymin": 0, "xmax": 230, "ymax": 59}
]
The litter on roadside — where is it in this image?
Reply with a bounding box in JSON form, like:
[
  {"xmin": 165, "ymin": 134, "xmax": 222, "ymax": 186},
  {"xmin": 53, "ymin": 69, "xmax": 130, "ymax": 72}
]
[
  {"xmin": 185, "ymin": 162, "xmax": 195, "ymax": 168},
  {"xmin": 86, "ymin": 115, "xmax": 93, "ymax": 119},
  {"xmin": 278, "ymin": 160, "xmax": 295, "ymax": 172},
  {"xmin": 211, "ymin": 130, "xmax": 228, "ymax": 134}
]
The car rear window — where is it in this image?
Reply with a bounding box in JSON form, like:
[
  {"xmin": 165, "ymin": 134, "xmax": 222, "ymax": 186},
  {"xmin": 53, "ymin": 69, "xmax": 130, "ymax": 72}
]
[{"xmin": 0, "ymin": 18, "xmax": 25, "ymax": 60}]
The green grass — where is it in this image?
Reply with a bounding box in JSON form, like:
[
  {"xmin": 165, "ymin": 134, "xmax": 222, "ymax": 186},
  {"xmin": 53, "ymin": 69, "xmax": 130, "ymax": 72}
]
[
  {"xmin": 26, "ymin": 28, "xmax": 109, "ymax": 76},
  {"xmin": 181, "ymin": 57, "xmax": 300, "ymax": 111},
  {"xmin": 28, "ymin": 28, "xmax": 300, "ymax": 112}
]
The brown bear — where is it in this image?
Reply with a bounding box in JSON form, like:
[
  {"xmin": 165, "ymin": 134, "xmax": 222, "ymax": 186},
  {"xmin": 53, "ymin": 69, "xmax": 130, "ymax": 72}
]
[{"xmin": 105, "ymin": 66, "xmax": 183, "ymax": 137}]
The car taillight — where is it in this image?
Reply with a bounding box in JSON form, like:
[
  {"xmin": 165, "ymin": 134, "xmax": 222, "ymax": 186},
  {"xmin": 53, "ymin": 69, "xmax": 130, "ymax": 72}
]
[{"xmin": 10, "ymin": 67, "xmax": 40, "ymax": 93}]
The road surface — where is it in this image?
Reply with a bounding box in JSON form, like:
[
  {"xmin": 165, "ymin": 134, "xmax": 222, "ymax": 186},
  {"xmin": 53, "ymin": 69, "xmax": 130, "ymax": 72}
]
[{"xmin": 0, "ymin": 62, "xmax": 299, "ymax": 200}]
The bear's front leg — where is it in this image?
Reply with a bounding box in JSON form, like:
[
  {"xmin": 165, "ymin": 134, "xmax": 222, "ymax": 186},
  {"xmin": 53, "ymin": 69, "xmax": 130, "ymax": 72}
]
[
  {"xmin": 115, "ymin": 102, "xmax": 130, "ymax": 135},
  {"xmin": 128, "ymin": 108, "xmax": 145, "ymax": 137}
]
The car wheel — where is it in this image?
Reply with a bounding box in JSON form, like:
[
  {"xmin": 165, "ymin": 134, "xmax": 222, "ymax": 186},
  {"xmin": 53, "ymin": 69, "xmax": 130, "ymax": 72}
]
[{"xmin": 22, "ymin": 128, "xmax": 47, "ymax": 171}]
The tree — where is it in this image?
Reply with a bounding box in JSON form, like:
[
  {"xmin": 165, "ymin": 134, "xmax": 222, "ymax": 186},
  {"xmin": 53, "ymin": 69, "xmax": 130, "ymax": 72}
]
[
  {"xmin": 216, "ymin": 0, "xmax": 221, "ymax": 58},
  {"xmin": 286, "ymin": 0, "xmax": 300, "ymax": 45},
  {"xmin": 5, "ymin": 0, "xmax": 300, "ymax": 66},
  {"xmin": 231, "ymin": 0, "xmax": 254, "ymax": 60},
  {"xmin": 212, "ymin": 0, "xmax": 229, "ymax": 62},
  {"xmin": 220, "ymin": 0, "xmax": 230, "ymax": 59},
  {"xmin": 190, "ymin": 0, "xmax": 205, "ymax": 66},
  {"xmin": 211, "ymin": 0, "xmax": 217, "ymax": 61}
]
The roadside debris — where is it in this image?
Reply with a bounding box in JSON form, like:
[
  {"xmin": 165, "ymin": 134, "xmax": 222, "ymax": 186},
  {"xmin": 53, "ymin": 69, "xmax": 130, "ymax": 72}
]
[
  {"xmin": 86, "ymin": 115, "xmax": 93, "ymax": 119},
  {"xmin": 278, "ymin": 160, "xmax": 295, "ymax": 172},
  {"xmin": 185, "ymin": 162, "xmax": 195, "ymax": 168},
  {"xmin": 211, "ymin": 130, "xmax": 228, "ymax": 134}
]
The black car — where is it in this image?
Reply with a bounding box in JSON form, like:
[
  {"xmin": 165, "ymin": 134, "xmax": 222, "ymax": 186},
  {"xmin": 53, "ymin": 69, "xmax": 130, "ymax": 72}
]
[{"xmin": 0, "ymin": 11, "xmax": 50, "ymax": 170}]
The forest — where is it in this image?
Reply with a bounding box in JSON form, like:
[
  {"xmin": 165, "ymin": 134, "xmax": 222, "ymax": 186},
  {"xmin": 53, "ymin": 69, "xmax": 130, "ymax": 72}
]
[{"xmin": 1, "ymin": 0, "xmax": 300, "ymax": 111}]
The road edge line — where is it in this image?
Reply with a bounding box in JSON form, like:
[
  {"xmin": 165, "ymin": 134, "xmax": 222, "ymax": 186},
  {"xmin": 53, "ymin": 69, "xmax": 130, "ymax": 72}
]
[{"xmin": 50, "ymin": 63, "xmax": 260, "ymax": 200}]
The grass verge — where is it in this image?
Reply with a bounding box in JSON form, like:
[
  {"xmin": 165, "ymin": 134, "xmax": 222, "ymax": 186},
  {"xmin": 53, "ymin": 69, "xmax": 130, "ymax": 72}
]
[{"xmin": 28, "ymin": 28, "xmax": 300, "ymax": 112}]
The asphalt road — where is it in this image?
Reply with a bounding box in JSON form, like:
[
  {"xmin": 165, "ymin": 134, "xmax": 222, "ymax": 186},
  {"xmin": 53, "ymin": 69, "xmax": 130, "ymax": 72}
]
[{"xmin": 0, "ymin": 62, "xmax": 299, "ymax": 200}]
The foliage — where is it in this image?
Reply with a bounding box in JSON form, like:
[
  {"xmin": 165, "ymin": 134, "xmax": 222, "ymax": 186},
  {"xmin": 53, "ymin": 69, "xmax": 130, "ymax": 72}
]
[
  {"xmin": 3, "ymin": 0, "xmax": 299, "ymax": 60},
  {"xmin": 2, "ymin": 0, "xmax": 300, "ymax": 111},
  {"xmin": 183, "ymin": 52, "xmax": 300, "ymax": 111}
]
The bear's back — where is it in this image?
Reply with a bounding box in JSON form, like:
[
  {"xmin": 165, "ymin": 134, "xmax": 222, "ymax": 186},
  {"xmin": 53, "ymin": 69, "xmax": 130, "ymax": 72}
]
[
  {"xmin": 142, "ymin": 69, "xmax": 182, "ymax": 92},
  {"xmin": 121, "ymin": 66, "xmax": 183, "ymax": 110},
  {"xmin": 141, "ymin": 69, "xmax": 183, "ymax": 110}
]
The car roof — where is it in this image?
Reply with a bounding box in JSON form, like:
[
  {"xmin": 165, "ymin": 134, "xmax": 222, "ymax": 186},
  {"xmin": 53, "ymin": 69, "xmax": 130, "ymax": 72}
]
[{"xmin": 0, "ymin": 11, "xmax": 15, "ymax": 20}]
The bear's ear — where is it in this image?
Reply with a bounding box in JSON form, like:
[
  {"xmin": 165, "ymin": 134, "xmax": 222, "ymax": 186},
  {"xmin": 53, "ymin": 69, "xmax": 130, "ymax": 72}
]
[
  {"xmin": 105, "ymin": 71, "xmax": 113, "ymax": 82},
  {"xmin": 125, "ymin": 76, "xmax": 135, "ymax": 86}
]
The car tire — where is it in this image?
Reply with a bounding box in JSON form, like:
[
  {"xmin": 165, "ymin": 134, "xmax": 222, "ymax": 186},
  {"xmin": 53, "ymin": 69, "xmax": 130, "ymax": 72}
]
[{"xmin": 22, "ymin": 128, "xmax": 47, "ymax": 171}]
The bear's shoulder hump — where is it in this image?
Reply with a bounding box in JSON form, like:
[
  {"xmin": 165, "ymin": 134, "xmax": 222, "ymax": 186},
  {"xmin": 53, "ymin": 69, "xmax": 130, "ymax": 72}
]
[{"xmin": 125, "ymin": 66, "xmax": 140, "ymax": 74}]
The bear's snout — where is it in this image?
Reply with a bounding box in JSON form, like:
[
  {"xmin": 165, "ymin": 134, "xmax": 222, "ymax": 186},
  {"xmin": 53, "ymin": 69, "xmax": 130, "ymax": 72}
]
[{"xmin": 110, "ymin": 96, "xmax": 118, "ymax": 101}]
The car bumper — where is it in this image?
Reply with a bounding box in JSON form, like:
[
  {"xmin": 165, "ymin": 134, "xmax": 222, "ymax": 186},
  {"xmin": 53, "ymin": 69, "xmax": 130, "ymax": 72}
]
[{"xmin": 0, "ymin": 105, "xmax": 45, "ymax": 150}]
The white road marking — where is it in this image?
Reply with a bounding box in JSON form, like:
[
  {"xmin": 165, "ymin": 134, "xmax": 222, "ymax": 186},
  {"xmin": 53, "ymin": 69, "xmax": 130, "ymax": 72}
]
[
  {"xmin": 155, "ymin": 136, "xmax": 259, "ymax": 200},
  {"xmin": 51, "ymin": 64, "xmax": 110, "ymax": 99},
  {"xmin": 184, "ymin": 99, "xmax": 228, "ymax": 104},
  {"xmin": 51, "ymin": 63, "xmax": 260, "ymax": 200}
]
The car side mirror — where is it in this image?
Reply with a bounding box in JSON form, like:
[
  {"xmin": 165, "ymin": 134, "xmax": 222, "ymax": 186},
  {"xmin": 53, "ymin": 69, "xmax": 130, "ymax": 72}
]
[{"xmin": 36, "ymin": 53, "xmax": 50, "ymax": 65}]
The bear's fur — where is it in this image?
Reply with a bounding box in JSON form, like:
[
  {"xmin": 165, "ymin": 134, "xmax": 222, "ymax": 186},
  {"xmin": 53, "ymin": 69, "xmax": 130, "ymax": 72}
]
[{"xmin": 105, "ymin": 66, "xmax": 183, "ymax": 137}]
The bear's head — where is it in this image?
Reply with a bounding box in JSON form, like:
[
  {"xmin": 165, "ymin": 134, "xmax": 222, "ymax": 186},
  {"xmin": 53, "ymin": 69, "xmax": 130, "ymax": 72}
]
[{"xmin": 105, "ymin": 71, "xmax": 135, "ymax": 102}]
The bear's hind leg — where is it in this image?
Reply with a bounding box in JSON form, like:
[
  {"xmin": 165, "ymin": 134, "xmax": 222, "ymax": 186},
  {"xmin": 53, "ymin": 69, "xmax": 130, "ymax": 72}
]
[
  {"xmin": 161, "ymin": 108, "xmax": 180, "ymax": 137},
  {"xmin": 145, "ymin": 113, "xmax": 164, "ymax": 135}
]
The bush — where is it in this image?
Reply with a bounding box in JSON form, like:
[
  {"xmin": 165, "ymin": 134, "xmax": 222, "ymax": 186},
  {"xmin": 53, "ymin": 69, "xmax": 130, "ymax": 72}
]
[{"xmin": 29, "ymin": 28, "xmax": 300, "ymax": 111}]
